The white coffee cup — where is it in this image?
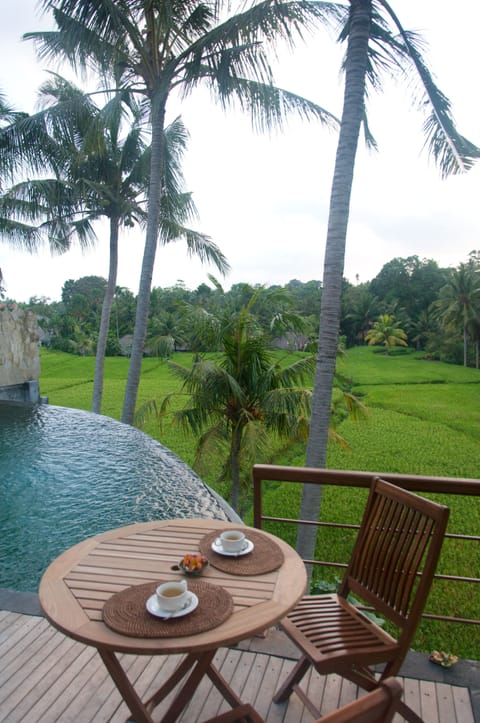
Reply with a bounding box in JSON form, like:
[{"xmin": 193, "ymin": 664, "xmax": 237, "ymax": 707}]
[
  {"xmin": 156, "ymin": 579, "xmax": 188, "ymax": 612},
  {"xmin": 220, "ymin": 529, "xmax": 246, "ymax": 553}
]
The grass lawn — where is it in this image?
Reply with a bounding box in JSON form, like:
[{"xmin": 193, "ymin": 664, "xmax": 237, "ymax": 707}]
[{"xmin": 38, "ymin": 347, "xmax": 480, "ymax": 660}]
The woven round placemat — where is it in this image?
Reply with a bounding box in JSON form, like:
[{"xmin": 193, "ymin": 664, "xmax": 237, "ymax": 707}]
[
  {"xmin": 199, "ymin": 529, "xmax": 284, "ymax": 575},
  {"xmin": 103, "ymin": 579, "xmax": 233, "ymax": 638}
]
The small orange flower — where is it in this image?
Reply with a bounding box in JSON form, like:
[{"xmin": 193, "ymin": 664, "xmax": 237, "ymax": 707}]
[{"xmin": 180, "ymin": 553, "xmax": 208, "ymax": 574}]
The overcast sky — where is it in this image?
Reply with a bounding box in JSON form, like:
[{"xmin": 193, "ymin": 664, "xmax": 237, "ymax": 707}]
[{"xmin": 1, "ymin": 1, "xmax": 479, "ymax": 303}]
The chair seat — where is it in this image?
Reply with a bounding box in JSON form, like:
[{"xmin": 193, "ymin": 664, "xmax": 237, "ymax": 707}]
[{"xmin": 281, "ymin": 593, "xmax": 399, "ymax": 673}]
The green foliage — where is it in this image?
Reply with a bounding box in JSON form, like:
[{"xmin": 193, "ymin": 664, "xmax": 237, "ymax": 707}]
[
  {"xmin": 17, "ymin": 249, "xmax": 480, "ymax": 373},
  {"xmin": 337, "ymin": 345, "xmax": 479, "ymax": 385},
  {"xmin": 135, "ymin": 288, "xmax": 316, "ymax": 512}
]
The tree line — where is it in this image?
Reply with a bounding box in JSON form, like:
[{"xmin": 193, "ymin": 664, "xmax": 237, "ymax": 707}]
[{"xmin": 12, "ymin": 250, "xmax": 480, "ymax": 368}]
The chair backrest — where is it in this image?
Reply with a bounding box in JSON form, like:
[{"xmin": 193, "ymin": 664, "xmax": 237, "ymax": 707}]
[
  {"xmin": 315, "ymin": 677, "xmax": 403, "ymax": 723},
  {"xmin": 338, "ymin": 477, "xmax": 449, "ymax": 655}
]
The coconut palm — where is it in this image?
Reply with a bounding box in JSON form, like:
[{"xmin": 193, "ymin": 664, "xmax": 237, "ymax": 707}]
[
  {"xmin": 27, "ymin": 0, "xmax": 339, "ymax": 424},
  {"xmin": 365, "ymin": 313, "xmax": 407, "ymax": 353},
  {"xmin": 137, "ymin": 286, "xmax": 316, "ymax": 512},
  {"xmin": 1, "ymin": 77, "xmax": 227, "ymax": 412},
  {"xmin": 341, "ymin": 283, "xmax": 380, "ymax": 344},
  {"xmin": 410, "ymin": 307, "xmax": 438, "ymax": 352},
  {"xmin": 297, "ymin": 0, "xmax": 480, "ymax": 561},
  {"xmin": 435, "ymin": 262, "xmax": 480, "ymax": 367}
]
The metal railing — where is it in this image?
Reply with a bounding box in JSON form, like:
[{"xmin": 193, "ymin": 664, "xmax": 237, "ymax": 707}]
[{"xmin": 252, "ymin": 464, "xmax": 480, "ymax": 628}]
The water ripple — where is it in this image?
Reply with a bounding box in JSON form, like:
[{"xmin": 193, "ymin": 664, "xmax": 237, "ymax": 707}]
[{"xmin": 0, "ymin": 403, "xmax": 230, "ymax": 591}]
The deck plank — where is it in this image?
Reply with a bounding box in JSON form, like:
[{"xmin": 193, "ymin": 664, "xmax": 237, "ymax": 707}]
[
  {"xmin": 419, "ymin": 680, "xmax": 439, "ymax": 723},
  {"xmin": 451, "ymin": 683, "xmax": 475, "ymax": 723},
  {"xmin": 251, "ymin": 652, "xmax": 287, "ymax": 721},
  {"xmin": 0, "ymin": 612, "xmax": 475, "ymax": 723},
  {"xmin": 436, "ymin": 681, "xmax": 457, "ymax": 723}
]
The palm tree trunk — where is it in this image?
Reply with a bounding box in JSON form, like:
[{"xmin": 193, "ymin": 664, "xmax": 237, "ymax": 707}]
[
  {"xmin": 92, "ymin": 217, "xmax": 119, "ymax": 414},
  {"xmin": 122, "ymin": 93, "xmax": 167, "ymax": 425},
  {"xmin": 296, "ymin": 0, "xmax": 372, "ymax": 564}
]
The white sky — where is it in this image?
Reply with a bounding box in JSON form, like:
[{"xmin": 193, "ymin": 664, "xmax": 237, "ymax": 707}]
[{"xmin": 1, "ymin": 0, "xmax": 479, "ymax": 303}]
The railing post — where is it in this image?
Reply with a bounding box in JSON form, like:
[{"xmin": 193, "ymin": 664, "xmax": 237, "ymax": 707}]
[{"xmin": 252, "ymin": 465, "xmax": 263, "ymax": 529}]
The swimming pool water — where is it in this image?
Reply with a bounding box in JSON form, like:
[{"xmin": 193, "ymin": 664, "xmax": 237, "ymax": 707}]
[{"xmin": 0, "ymin": 402, "xmax": 230, "ymax": 592}]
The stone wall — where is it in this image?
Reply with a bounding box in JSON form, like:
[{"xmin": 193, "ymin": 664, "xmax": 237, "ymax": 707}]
[{"xmin": 0, "ymin": 305, "xmax": 41, "ymax": 402}]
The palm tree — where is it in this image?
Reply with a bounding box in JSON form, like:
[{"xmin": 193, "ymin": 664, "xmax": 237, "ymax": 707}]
[
  {"xmin": 435, "ymin": 262, "xmax": 480, "ymax": 367},
  {"xmin": 342, "ymin": 283, "xmax": 380, "ymax": 344},
  {"xmin": 27, "ymin": 0, "xmax": 339, "ymax": 424},
  {"xmin": 297, "ymin": 1, "xmax": 480, "ymax": 561},
  {"xmin": 1, "ymin": 77, "xmax": 227, "ymax": 412},
  {"xmin": 137, "ymin": 286, "xmax": 316, "ymax": 512},
  {"xmin": 410, "ymin": 307, "xmax": 438, "ymax": 352},
  {"xmin": 365, "ymin": 313, "xmax": 407, "ymax": 353}
]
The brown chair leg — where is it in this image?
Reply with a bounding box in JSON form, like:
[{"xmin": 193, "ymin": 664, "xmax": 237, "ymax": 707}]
[
  {"xmin": 395, "ymin": 698, "xmax": 425, "ymax": 723},
  {"xmin": 202, "ymin": 702, "xmax": 264, "ymax": 722},
  {"xmin": 272, "ymin": 655, "xmax": 311, "ymax": 703}
]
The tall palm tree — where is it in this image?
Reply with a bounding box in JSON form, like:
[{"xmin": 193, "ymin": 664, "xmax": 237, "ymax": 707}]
[
  {"xmin": 435, "ymin": 262, "xmax": 480, "ymax": 367},
  {"xmin": 410, "ymin": 307, "xmax": 438, "ymax": 352},
  {"xmin": 27, "ymin": 0, "xmax": 339, "ymax": 424},
  {"xmin": 137, "ymin": 287, "xmax": 316, "ymax": 512},
  {"xmin": 297, "ymin": 0, "xmax": 480, "ymax": 561},
  {"xmin": 1, "ymin": 77, "xmax": 227, "ymax": 412},
  {"xmin": 365, "ymin": 313, "xmax": 407, "ymax": 353}
]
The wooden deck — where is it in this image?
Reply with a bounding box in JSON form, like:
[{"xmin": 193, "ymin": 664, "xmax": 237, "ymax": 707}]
[{"xmin": 0, "ymin": 610, "xmax": 475, "ymax": 723}]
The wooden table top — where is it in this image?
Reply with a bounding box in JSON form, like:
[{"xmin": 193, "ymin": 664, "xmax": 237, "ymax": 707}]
[{"xmin": 39, "ymin": 518, "xmax": 307, "ymax": 655}]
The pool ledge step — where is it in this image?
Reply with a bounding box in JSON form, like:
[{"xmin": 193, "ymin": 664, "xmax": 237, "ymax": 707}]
[{"xmin": 0, "ymin": 588, "xmax": 43, "ymax": 616}]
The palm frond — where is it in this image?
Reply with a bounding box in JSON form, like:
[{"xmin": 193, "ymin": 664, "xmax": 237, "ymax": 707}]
[
  {"xmin": 0, "ymin": 218, "xmax": 45, "ymax": 251},
  {"xmin": 378, "ymin": 0, "xmax": 480, "ymax": 176},
  {"xmin": 160, "ymin": 224, "xmax": 230, "ymax": 275},
  {"xmin": 187, "ymin": 72, "xmax": 339, "ymax": 133}
]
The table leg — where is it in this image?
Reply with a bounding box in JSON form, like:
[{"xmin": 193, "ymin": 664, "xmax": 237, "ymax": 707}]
[
  {"xmin": 157, "ymin": 651, "xmax": 248, "ymax": 723},
  {"xmin": 97, "ymin": 648, "xmax": 154, "ymax": 723},
  {"xmin": 205, "ymin": 661, "xmax": 247, "ymax": 710},
  {"xmin": 98, "ymin": 647, "xmax": 247, "ymax": 723},
  {"xmin": 154, "ymin": 650, "xmax": 227, "ymax": 723},
  {"xmin": 144, "ymin": 654, "xmax": 199, "ymax": 712}
]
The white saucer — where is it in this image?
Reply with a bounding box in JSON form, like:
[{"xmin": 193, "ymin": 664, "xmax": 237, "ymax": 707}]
[
  {"xmin": 146, "ymin": 592, "xmax": 199, "ymax": 619},
  {"xmin": 212, "ymin": 538, "xmax": 254, "ymax": 557}
]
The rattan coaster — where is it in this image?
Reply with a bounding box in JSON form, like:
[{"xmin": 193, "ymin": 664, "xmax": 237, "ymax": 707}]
[
  {"xmin": 199, "ymin": 529, "xmax": 285, "ymax": 575},
  {"xmin": 103, "ymin": 580, "xmax": 233, "ymax": 638}
]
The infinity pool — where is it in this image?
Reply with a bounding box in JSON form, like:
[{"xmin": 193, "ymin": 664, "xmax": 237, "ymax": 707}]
[{"xmin": 0, "ymin": 402, "xmax": 230, "ymax": 592}]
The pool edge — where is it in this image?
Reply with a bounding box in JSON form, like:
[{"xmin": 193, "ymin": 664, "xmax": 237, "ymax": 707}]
[{"xmin": 0, "ymin": 588, "xmax": 43, "ymax": 616}]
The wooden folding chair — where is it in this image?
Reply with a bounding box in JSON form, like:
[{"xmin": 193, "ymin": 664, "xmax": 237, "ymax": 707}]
[
  {"xmin": 202, "ymin": 677, "xmax": 403, "ymax": 722},
  {"xmin": 273, "ymin": 477, "xmax": 449, "ymax": 723},
  {"xmin": 317, "ymin": 676, "xmax": 403, "ymax": 722}
]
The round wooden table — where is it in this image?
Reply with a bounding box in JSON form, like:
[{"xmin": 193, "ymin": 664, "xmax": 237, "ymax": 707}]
[{"xmin": 39, "ymin": 518, "xmax": 307, "ymax": 722}]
